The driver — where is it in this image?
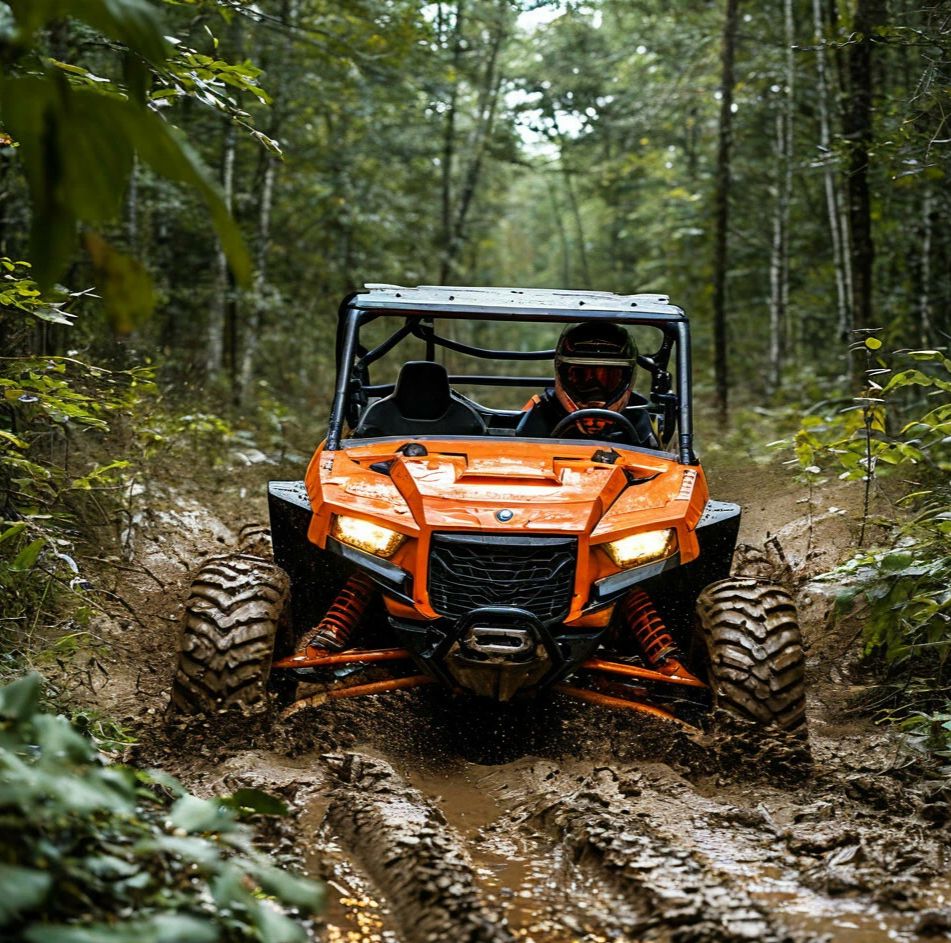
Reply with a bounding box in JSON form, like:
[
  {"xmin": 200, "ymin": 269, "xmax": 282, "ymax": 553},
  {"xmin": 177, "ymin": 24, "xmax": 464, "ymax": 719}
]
[{"xmin": 517, "ymin": 322, "xmax": 658, "ymax": 447}]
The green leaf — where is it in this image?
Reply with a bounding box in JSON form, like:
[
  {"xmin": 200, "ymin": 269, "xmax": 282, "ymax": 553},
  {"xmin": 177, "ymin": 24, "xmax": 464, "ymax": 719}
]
[
  {"xmin": 121, "ymin": 106, "xmax": 250, "ymax": 286},
  {"xmin": 0, "ymin": 864, "xmax": 52, "ymax": 922},
  {"xmin": 0, "ymin": 429, "xmax": 30, "ymax": 451},
  {"xmin": 881, "ymin": 550, "xmax": 915, "ymax": 572},
  {"xmin": 251, "ymin": 862, "xmax": 324, "ymax": 913},
  {"xmin": 146, "ymin": 913, "xmax": 219, "ymax": 943},
  {"xmin": 0, "ymin": 672, "xmax": 42, "ymax": 721},
  {"xmin": 11, "ymin": 537, "xmax": 45, "ymax": 571},
  {"xmin": 8, "ymin": 0, "xmax": 170, "ymax": 63},
  {"xmin": 254, "ymin": 903, "xmax": 308, "ymax": 943},
  {"xmin": 0, "ymin": 76, "xmax": 249, "ymax": 289},
  {"xmin": 138, "ymin": 767, "xmax": 187, "ymax": 797},
  {"xmin": 83, "ymin": 233, "xmax": 154, "ymax": 334},
  {"xmin": 23, "ymin": 914, "xmax": 217, "ymax": 943},
  {"xmin": 169, "ymin": 795, "xmax": 236, "ymax": 833},
  {"xmin": 0, "ymin": 521, "xmax": 27, "ymax": 545},
  {"xmin": 138, "ymin": 834, "xmax": 222, "ymax": 866},
  {"xmin": 224, "ymin": 788, "xmax": 289, "ymax": 817}
]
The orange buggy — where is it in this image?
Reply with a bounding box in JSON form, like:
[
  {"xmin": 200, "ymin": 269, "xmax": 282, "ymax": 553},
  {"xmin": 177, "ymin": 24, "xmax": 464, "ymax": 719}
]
[{"xmin": 171, "ymin": 286, "xmax": 806, "ymax": 735}]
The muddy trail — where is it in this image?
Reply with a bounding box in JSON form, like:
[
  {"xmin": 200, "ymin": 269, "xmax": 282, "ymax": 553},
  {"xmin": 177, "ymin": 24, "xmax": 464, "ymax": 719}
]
[{"xmin": 63, "ymin": 458, "xmax": 951, "ymax": 943}]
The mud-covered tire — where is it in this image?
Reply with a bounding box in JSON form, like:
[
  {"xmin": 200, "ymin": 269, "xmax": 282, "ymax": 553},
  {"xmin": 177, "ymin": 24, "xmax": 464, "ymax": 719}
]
[
  {"xmin": 170, "ymin": 553, "xmax": 289, "ymax": 715},
  {"xmin": 237, "ymin": 522, "xmax": 272, "ymax": 558},
  {"xmin": 696, "ymin": 577, "xmax": 807, "ymax": 733}
]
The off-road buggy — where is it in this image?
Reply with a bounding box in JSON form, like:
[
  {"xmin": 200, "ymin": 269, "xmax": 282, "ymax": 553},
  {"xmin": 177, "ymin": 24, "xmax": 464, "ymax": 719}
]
[{"xmin": 171, "ymin": 286, "xmax": 806, "ymax": 735}]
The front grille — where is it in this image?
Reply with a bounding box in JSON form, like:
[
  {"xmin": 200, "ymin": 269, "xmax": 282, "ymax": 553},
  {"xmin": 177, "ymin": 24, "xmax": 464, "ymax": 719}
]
[{"xmin": 428, "ymin": 534, "xmax": 577, "ymax": 623}]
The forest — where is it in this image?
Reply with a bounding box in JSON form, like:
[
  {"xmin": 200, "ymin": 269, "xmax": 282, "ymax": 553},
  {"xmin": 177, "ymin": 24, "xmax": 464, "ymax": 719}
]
[{"xmin": 1, "ymin": 1, "xmax": 950, "ymax": 942}]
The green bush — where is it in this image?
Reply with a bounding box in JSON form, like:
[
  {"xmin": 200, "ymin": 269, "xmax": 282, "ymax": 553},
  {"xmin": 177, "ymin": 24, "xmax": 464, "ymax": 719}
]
[
  {"xmin": 0, "ymin": 262, "xmax": 156, "ymax": 665},
  {"xmin": 797, "ymin": 347, "xmax": 951, "ymax": 760},
  {"xmin": 0, "ymin": 674, "xmax": 323, "ymax": 942}
]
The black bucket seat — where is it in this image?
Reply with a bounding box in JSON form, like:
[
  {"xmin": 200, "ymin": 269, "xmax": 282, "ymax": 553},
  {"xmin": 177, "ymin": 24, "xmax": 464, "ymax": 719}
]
[{"xmin": 354, "ymin": 361, "xmax": 486, "ymax": 437}]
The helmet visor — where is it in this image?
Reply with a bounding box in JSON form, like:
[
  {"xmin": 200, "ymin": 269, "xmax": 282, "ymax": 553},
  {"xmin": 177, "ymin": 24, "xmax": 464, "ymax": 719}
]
[{"xmin": 558, "ymin": 362, "xmax": 633, "ymax": 406}]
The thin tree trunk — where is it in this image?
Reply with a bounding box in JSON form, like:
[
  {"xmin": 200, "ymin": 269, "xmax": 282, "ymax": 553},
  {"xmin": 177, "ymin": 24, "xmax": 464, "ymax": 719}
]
[
  {"xmin": 551, "ymin": 118, "xmax": 592, "ymax": 289},
  {"xmin": 443, "ymin": 12, "xmax": 505, "ymax": 279},
  {"xmin": 813, "ymin": 0, "xmax": 852, "ymax": 339},
  {"xmin": 768, "ymin": 0, "xmax": 795, "ymax": 394},
  {"xmin": 768, "ymin": 110, "xmax": 786, "ymax": 393},
  {"xmin": 545, "ymin": 176, "xmax": 572, "ymax": 285},
  {"xmin": 237, "ymin": 0, "xmax": 293, "ymax": 402},
  {"xmin": 712, "ymin": 0, "xmax": 739, "ymax": 427},
  {"xmin": 919, "ymin": 184, "xmax": 933, "ymax": 345},
  {"xmin": 237, "ymin": 155, "xmax": 277, "ymax": 401},
  {"xmin": 439, "ymin": 1, "xmax": 466, "ymax": 283},
  {"xmin": 126, "ymin": 156, "xmax": 138, "ymax": 256},
  {"xmin": 843, "ymin": 0, "xmax": 886, "ymax": 337},
  {"xmin": 206, "ymin": 120, "xmax": 236, "ymax": 377},
  {"xmin": 563, "ymin": 166, "xmax": 591, "ymax": 288}
]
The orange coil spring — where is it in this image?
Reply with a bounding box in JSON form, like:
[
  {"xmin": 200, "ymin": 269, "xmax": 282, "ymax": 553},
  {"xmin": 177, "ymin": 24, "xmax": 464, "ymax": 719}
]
[
  {"xmin": 310, "ymin": 571, "xmax": 375, "ymax": 649},
  {"xmin": 621, "ymin": 589, "xmax": 678, "ymax": 666}
]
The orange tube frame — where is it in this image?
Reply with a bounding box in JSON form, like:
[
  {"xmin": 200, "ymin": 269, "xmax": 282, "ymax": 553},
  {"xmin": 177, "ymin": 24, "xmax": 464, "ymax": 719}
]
[
  {"xmin": 581, "ymin": 657, "xmax": 706, "ymax": 689},
  {"xmin": 554, "ymin": 683, "xmax": 700, "ymax": 732},
  {"xmin": 273, "ymin": 647, "xmax": 410, "ymax": 670},
  {"xmin": 281, "ymin": 674, "xmax": 435, "ymax": 718}
]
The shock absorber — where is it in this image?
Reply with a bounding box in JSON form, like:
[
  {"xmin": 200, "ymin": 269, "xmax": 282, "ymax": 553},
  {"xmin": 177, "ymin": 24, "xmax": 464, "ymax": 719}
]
[
  {"xmin": 620, "ymin": 588, "xmax": 687, "ymax": 674},
  {"xmin": 304, "ymin": 571, "xmax": 375, "ymax": 651}
]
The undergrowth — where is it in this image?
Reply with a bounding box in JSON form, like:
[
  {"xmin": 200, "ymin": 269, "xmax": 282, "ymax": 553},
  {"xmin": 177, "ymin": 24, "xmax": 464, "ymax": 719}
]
[
  {"xmin": 0, "ymin": 260, "xmax": 250, "ymax": 678},
  {"xmin": 790, "ymin": 340, "xmax": 951, "ymax": 762},
  {"xmin": 0, "ymin": 673, "xmax": 323, "ymax": 942}
]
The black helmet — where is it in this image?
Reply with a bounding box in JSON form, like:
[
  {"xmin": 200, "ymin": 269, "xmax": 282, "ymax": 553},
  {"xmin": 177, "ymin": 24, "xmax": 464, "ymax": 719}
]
[{"xmin": 554, "ymin": 322, "xmax": 638, "ymax": 414}]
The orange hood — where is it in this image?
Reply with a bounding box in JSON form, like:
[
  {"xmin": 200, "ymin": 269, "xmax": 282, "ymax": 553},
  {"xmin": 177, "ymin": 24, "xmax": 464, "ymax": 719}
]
[{"xmin": 306, "ymin": 439, "xmax": 708, "ymax": 546}]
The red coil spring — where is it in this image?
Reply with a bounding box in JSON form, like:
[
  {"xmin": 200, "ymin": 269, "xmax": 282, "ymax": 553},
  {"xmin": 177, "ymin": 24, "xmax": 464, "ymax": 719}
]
[
  {"xmin": 621, "ymin": 589, "xmax": 678, "ymax": 666},
  {"xmin": 307, "ymin": 571, "xmax": 375, "ymax": 650}
]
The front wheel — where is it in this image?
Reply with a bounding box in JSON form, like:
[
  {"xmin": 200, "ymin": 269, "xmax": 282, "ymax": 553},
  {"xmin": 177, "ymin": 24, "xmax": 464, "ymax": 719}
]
[
  {"xmin": 696, "ymin": 577, "xmax": 807, "ymax": 734},
  {"xmin": 169, "ymin": 553, "xmax": 289, "ymax": 715}
]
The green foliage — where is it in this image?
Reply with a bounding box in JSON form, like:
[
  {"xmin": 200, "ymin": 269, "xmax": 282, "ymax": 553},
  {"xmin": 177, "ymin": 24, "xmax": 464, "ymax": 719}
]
[
  {"xmin": 790, "ymin": 348, "xmax": 951, "ymax": 484},
  {"xmin": 0, "ymin": 258, "xmax": 77, "ymax": 325},
  {"xmin": 805, "ymin": 348, "xmax": 951, "ymax": 758},
  {"xmin": 0, "ymin": 0, "xmax": 251, "ymax": 294},
  {"xmin": 0, "ymin": 673, "xmax": 323, "ymax": 942},
  {"xmin": 0, "ymin": 263, "xmax": 156, "ymax": 663}
]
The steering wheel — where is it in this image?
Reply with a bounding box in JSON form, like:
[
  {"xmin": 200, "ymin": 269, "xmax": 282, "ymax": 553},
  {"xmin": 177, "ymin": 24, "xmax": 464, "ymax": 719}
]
[{"xmin": 551, "ymin": 408, "xmax": 641, "ymax": 442}]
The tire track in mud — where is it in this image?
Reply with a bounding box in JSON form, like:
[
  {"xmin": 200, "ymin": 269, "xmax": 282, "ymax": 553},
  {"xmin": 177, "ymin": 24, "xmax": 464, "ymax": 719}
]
[
  {"xmin": 323, "ymin": 752, "xmax": 515, "ymax": 943},
  {"xmin": 486, "ymin": 761, "xmax": 795, "ymax": 943}
]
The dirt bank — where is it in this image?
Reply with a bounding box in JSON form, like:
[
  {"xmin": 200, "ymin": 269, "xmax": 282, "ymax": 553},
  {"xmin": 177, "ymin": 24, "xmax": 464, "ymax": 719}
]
[{"xmin": 59, "ymin": 459, "xmax": 951, "ymax": 943}]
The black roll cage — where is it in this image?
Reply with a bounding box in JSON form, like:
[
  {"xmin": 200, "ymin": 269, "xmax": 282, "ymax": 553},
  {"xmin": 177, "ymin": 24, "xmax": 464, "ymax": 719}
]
[{"xmin": 328, "ymin": 290, "xmax": 696, "ymax": 466}]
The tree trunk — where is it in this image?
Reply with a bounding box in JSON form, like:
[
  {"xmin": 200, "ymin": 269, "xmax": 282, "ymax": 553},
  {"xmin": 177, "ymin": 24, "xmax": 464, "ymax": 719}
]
[
  {"xmin": 551, "ymin": 118, "xmax": 592, "ymax": 290},
  {"xmin": 545, "ymin": 176, "xmax": 572, "ymax": 285},
  {"xmin": 918, "ymin": 184, "xmax": 933, "ymax": 345},
  {"xmin": 439, "ymin": 1, "xmax": 466, "ymax": 283},
  {"xmin": 126, "ymin": 156, "xmax": 138, "ymax": 257},
  {"xmin": 843, "ymin": 0, "xmax": 886, "ymax": 337},
  {"xmin": 712, "ymin": 0, "xmax": 739, "ymax": 427},
  {"xmin": 443, "ymin": 11, "xmax": 505, "ymax": 281},
  {"xmin": 237, "ymin": 0, "xmax": 293, "ymax": 402},
  {"xmin": 237, "ymin": 154, "xmax": 277, "ymax": 402},
  {"xmin": 768, "ymin": 0, "xmax": 795, "ymax": 394},
  {"xmin": 206, "ymin": 120, "xmax": 236, "ymax": 377},
  {"xmin": 813, "ymin": 0, "xmax": 852, "ymax": 340}
]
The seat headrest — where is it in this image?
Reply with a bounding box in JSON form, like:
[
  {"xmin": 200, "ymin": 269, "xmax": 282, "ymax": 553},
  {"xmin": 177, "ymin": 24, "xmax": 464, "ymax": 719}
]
[{"xmin": 394, "ymin": 361, "xmax": 451, "ymax": 420}]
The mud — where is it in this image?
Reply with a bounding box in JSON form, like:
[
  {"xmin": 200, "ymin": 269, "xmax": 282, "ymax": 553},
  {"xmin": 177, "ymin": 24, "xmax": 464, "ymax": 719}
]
[{"xmin": 59, "ymin": 461, "xmax": 951, "ymax": 943}]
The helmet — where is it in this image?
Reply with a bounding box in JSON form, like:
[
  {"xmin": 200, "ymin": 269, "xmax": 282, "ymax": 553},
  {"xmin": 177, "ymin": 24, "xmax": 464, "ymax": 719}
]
[{"xmin": 554, "ymin": 322, "xmax": 637, "ymax": 434}]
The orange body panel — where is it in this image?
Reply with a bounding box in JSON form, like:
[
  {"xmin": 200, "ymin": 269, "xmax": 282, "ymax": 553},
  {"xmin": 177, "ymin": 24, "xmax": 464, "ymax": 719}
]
[{"xmin": 303, "ymin": 437, "xmax": 708, "ymax": 623}]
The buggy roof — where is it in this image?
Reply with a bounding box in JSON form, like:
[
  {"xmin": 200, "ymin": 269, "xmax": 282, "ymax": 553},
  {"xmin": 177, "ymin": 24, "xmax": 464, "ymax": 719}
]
[{"xmin": 348, "ymin": 284, "xmax": 686, "ymax": 323}]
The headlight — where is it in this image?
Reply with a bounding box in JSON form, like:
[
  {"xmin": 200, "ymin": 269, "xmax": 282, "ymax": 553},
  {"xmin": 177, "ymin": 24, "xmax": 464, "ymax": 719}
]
[
  {"xmin": 603, "ymin": 528, "xmax": 677, "ymax": 569},
  {"xmin": 331, "ymin": 515, "xmax": 406, "ymax": 558}
]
